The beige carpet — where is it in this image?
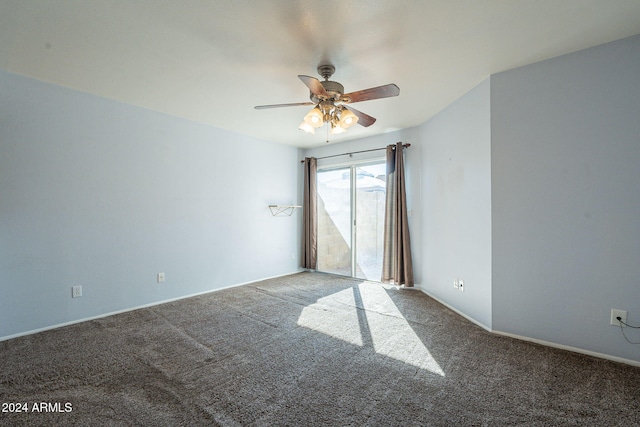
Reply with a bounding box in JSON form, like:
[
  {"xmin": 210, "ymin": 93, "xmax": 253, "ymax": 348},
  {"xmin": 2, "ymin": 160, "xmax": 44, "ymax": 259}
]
[{"xmin": 1, "ymin": 272, "xmax": 639, "ymax": 426}]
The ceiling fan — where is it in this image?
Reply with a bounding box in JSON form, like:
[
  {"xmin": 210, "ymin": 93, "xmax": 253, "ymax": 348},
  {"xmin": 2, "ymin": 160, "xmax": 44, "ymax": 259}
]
[{"xmin": 254, "ymin": 65, "xmax": 399, "ymax": 135}]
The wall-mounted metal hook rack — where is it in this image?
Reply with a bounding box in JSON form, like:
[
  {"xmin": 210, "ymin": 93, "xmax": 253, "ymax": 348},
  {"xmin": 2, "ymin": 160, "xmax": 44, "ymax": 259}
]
[{"xmin": 268, "ymin": 205, "xmax": 302, "ymax": 216}]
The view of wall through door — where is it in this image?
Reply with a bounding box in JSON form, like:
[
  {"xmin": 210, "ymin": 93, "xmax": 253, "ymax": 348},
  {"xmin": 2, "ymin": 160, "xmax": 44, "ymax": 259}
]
[{"xmin": 317, "ymin": 161, "xmax": 386, "ymax": 280}]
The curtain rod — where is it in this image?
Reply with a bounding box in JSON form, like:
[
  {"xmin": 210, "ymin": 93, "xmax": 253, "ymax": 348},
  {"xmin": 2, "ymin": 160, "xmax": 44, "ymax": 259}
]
[{"xmin": 300, "ymin": 143, "xmax": 410, "ymax": 163}]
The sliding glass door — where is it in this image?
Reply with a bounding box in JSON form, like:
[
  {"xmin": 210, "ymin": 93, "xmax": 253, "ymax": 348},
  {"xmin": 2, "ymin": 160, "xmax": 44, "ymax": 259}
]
[{"xmin": 317, "ymin": 161, "xmax": 386, "ymax": 280}]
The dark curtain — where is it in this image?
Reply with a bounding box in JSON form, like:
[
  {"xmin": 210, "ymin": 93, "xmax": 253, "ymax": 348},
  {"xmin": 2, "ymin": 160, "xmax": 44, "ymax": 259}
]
[
  {"xmin": 382, "ymin": 143, "xmax": 414, "ymax": 287},
  {"xmin": 301, "ymin": 157, "xmax": 317, "ymax": 269}
]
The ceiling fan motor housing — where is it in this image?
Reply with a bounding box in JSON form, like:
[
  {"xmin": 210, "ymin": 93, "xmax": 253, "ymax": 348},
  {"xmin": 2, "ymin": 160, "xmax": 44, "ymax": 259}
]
[
  {"xmin": 310, "ymin": 80, "xmax": 344, "ymax": 103},
  {"xmin": 308, "ymin": 64, "xmax": 344, "ymax": 103}
]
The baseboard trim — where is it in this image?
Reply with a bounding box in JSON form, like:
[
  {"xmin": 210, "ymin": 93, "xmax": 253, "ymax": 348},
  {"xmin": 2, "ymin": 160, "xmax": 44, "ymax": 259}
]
[
  {"xmin": 415, "ymin": 284, "xmax": 640, "ymax": 368},
  {"xmin": 0, "ymin": 270, "xmax": 304, "ymax": 343},
  {"xmin": 491, "ymin": 330, "xmax": 640, "ymax": 368},
  {"xmin": 414, "ymin": 284, "xmax": 492, "ymax": 332}
]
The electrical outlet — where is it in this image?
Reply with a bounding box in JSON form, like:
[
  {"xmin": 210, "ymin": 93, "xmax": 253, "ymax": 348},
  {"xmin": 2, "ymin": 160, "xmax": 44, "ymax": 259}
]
[
  {"xmin": 71, "ymin": 285, "xmax": 82, "ymax": 298},
  {"xmin": 157, "ymin": 272, "xmax": 165, "ymax": 283},
  {"xmin": 610, "ymin": 309, "xmax": 627, "ymax": 326},
  {"xmin": 459, "ymin": 280, "xmax": 464, "ymax": 292},
  {"xmin": 453, "ymin": 279, "xmax": 459, "ymax": 289}
]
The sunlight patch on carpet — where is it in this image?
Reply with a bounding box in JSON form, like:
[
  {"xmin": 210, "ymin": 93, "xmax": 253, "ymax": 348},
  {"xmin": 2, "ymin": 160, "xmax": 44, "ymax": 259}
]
[
  {"xmin": 297, "ymin": 282, "xmax": 445, "ymax": 376},
  {"xmin": 296, "ymin": 288, "xmax": 364, "ymax": 346}
]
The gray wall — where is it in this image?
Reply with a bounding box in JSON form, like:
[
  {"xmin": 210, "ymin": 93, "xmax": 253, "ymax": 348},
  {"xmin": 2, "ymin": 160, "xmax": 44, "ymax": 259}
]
[
  {"xmin": 491, "ymin": 35, "xmax": 640, "ymax": 362},
  {"xmin": 418, "ymin": 78, "xmax": 493, "ymax": 329},
  {"xmin": 0, "ymin": 70, "xmax": 301, "ymax": 340}
]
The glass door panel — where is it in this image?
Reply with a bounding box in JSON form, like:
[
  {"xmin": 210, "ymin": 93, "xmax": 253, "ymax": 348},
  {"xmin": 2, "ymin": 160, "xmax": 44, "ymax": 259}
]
[
  {"xmin": 355, "ymin": 163, "xmax": 386, "ymax": 280},
  {"xmin": 317, "ymin": 167, "xmax": 352, "ymax": 276}
]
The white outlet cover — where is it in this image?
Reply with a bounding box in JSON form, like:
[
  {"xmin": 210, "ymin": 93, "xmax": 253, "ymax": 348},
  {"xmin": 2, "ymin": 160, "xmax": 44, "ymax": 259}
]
[
  {"xmin": 459, "ymin": 280, "xmax": 464, "ymax": 292},
  {"xmin": 610, "ymin": 309, "xmax": 627, "ymax": 326},
  {"xmin": 157, "ymin": 273, "xmax": 165, "ymax": 283},
  {"xmin": 71, "ymin": 285, "xmax": 82, "ymax": 298}
]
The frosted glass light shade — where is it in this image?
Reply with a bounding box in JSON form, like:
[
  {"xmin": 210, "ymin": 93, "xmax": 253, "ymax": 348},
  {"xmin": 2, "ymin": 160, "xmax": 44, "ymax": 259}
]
[
  {"xmin": 299, "ymin": 121, "xmax": 315, "ymax": 134},
  {"xmin": 304, "ymin": 107, "xmax": 324, "ymax": 128},
  {"xmin": 339, "ymin": 109, "xmax": 358, "ymax": 128},
  {"xmin": 330, "ymin": 124, "xmax": 346, "ymax": 134}
]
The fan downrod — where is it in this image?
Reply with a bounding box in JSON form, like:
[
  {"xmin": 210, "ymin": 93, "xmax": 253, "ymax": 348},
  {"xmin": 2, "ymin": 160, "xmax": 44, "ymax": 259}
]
[{"xmin": 317, "ymin": 65, "xmax": 335, "ymax": 81}]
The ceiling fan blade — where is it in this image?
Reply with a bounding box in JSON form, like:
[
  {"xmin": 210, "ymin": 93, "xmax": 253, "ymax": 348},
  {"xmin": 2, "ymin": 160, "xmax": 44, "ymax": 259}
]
[
  {"xmin": 344, "ymin": 106, "xmax": 376, "ymax": 127},
  {"xmin": 298, "ymin": 75, "xmax": 329, "ymax": 98},
  {"xmin": 254, "ymin": 102, "xmax": 315, "ymax": 109},
  {"xmin": 342, "ymin": 83, "xmax": 399, "ymax": 103}
]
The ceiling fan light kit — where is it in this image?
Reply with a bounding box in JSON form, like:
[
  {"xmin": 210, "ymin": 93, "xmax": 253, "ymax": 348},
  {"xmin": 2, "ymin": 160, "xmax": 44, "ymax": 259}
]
[
  {"xmin": 255, "ymin": 64, "xmax": 399, "ymax": 139},
  {"xmin": 299, "ymin": 102, "xmax": 359, "ymax": 135}
]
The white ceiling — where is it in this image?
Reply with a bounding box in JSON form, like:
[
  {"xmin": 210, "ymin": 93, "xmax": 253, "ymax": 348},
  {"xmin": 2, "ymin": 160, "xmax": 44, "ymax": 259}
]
[{"xmin": 2, "ymin": 1, "xmax": 640, "ymax": 148}]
